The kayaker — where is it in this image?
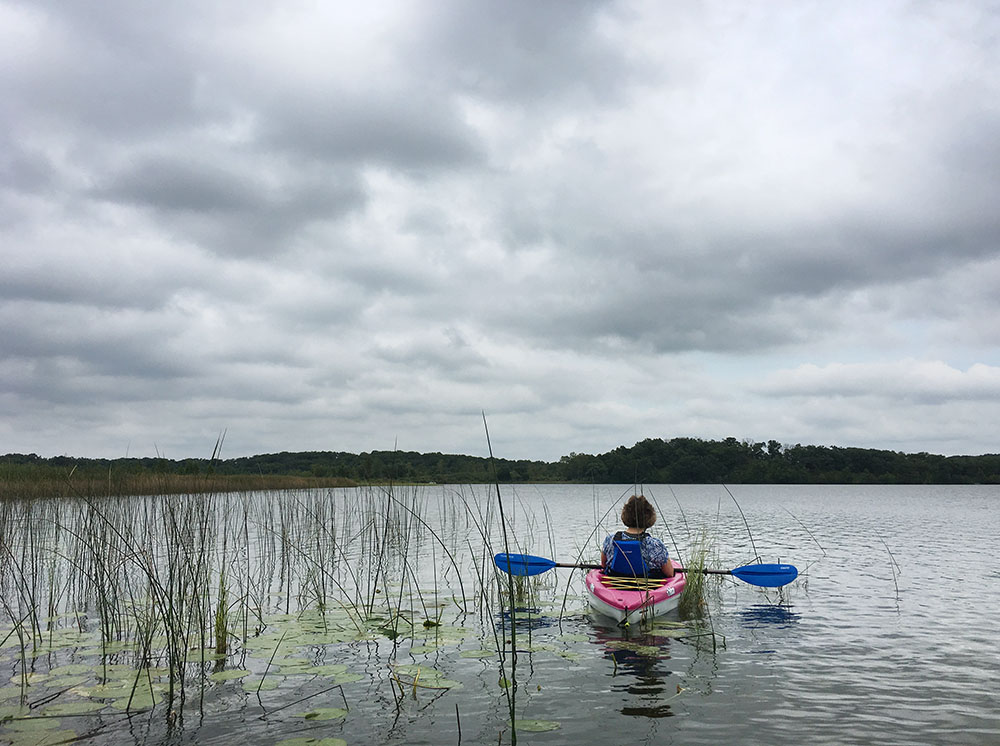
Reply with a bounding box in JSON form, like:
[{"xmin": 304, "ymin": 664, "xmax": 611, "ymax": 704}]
[{"xmin": 601, "ymin": 494, "xmax": 675, "ymax": 578}]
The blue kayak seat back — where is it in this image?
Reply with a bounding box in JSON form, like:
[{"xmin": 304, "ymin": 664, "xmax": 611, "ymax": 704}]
[{"xmin": 607, "ymin": 532, "xmax": 648, "ymax": 576}]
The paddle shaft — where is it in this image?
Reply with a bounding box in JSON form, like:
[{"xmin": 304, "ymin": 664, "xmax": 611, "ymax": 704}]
[{"xmin": 554, "ymin": 562, "xmax": 732, "ymax": 575}]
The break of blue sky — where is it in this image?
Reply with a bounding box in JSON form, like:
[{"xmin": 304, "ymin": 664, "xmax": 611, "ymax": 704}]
[{"xmin": 2, "ymin": 0, "xmax": 999, "ymax": 461}]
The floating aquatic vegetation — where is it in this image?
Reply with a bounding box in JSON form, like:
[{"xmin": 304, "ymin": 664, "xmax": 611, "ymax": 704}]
[
  {"xmin": 0, "ymin": 704, "xmax": 30, "ymax": 720},
  {"xmin": 311, "ymin": 663, "xmax": 348, "ymax": 676},
  {"xmin": 458, "ymin": 648, "xmax": 497, "ymax": 659},
  {"xmin": 0, "ymin": 483, "xmax": 611, "ymax": 742},
  {"xmin": 390, "ymin": 664, "xmax": 462, "ymax": 690},
  {"xmin": 3, "ymin": 717, "xmax": 65, "ymax": 733},
  {"xmin": 274, "ymin": 659, "xmax": 317, "ymax": 675},
  {"xmin": 46, "ymin": 664, "xmax": 91, "ymax": 677},
  {"xmin": 189, "ymin": 647, "xmax": 229, "ymax": 662},
  {"xmin": 3, "ymin": 727, "xmax": 78, "ymax": 746},
  {"xmin": 208, "ymin": 669, "xmax": 251, "ymax": 682},
  {"xmin": 604, "ymin": 640, "xmax": 662, "ymax": 657},
  {"xmin": 109, "ymin": 690, "xmax": 156, "ymax": 710},
  {"xmin": 241, "ymin": 675, "xmax": 282, "ymax": 692},
  {"xmin": 294, "ymin": 707, "xmax": 348, "ymax": 721},
  {"xmin": 514, "ymin": 718, "xmax": 561, "ymax": 732},
  {"xmin": 39, "ymin": 700, "xmax": 105, "ymax": 716},
  {"xmin": 0, "ymin": 686, "xmax": 25, "ymax": 703}
]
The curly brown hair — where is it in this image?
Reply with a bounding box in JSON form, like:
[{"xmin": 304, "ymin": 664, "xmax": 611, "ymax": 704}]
[{"xmin": 621, "ymin": 494, "xmax": 657, "ymax": 530}]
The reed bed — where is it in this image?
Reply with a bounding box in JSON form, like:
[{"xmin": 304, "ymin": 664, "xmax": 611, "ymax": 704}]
[
  {"xmin": 0, "ymin": 472, "xmax": 356, "ymax": 500},
  {"xmin": 0, "ymin": 486, "xmax": 521, "ymax": 715},
  {"xmin": 0, "ymin": 484, "xmax": 728, "ymax": 744}
]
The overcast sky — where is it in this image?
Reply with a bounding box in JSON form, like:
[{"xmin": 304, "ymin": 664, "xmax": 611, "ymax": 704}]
[{"xmin": 3, "ymin": 0, "xmax": 999, "ymax": 462}]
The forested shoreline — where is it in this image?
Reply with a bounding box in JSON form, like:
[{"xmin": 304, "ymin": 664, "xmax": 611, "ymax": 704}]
[{"xmin": 3, "ymin": 436, "xmax": 999, "ymax": 495}]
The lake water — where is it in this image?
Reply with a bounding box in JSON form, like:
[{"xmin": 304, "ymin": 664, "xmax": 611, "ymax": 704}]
[{"xmin": 1, "ymin": 484, "xmax": 997, "ymax": 745}]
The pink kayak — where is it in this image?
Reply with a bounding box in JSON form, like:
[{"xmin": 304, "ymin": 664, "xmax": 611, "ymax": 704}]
[{"xmin": 585, "ymin": 569, "xmax": 686, "ymax": 625}]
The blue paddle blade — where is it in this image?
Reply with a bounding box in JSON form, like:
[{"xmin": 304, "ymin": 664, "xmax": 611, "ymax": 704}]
[
  {"xmin": 730, "ymin": 563, "xmax": 798, "ymax": 587},
  {"xmin": 494, "ymin": 553, "xmax": 557, "ymax": 577}
]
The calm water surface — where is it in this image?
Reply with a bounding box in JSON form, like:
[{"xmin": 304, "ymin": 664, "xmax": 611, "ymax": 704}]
[
  {"xmin": 486, "ymin": 484, "xmax": 1000, "ymax": 746},
  {"xmin": 1, "ymin": 484, "xmax": 997, "ymax": 745}
]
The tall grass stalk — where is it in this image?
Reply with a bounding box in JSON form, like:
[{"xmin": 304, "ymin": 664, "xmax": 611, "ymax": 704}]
[
  {"xmin": 0, "ymin": 481, "xmax": 544, "ymax": 733},
  {"xmin": 678, "ymin": 530, "xmax": 712, "ymax": 619},
  {"xmin": 483, "ymin": 415, "xmax": 517, "ymax": 745},
  {"xmin": 214, "ymin": 568, "xmax": 229, "ymax": 656}
]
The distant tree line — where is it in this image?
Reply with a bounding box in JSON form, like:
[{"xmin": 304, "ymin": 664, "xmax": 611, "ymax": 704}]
[
  {"xmin": 557, "ymin": 437, "xmax": 1000, "ymax": 484},
  {"xmin": 2, "ymin": 437, "xmax": 998, "ymax": 485},
  {"xmin": 0, "ymin": 449, "xmax": 551, "ymax": 485}
]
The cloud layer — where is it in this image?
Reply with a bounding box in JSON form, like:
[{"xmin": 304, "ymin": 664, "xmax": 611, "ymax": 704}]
[{"xmin": 3, "ymin": 0, "xmax": 999, "ymax": 460}]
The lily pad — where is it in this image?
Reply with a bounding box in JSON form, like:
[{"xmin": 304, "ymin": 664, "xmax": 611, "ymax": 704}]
[
  {"xmin": 85, "ymin": 640, "xmax": 133, "ymax": 654},
  {"xmin": 47, "ymin": 664, "xmax": 92, "ymax": 677},
  {"xmin": 275, "ymin": 660, "xmax": 317, "ymax": 675},
  {"xmin": 242, "ymin": 636, "xmax": 289, "ymax": 653},
  {"xmin": 7, "ymin": 673, "xmax": 47, "ymax": 687},
  {"xmin": 209, "ymin": 669, "xmax": 251, "ymax": 682},
  {"xmin": 189, "ymin": 648, "xmax": 228, "ymax": 662},
  {"xmin": 109, "ymin": 688, "xmax": 158, "ymax": 710},
  {"xmin": 650, "ymin": 620, "xmax": 691, "ymax": 630},
  {"xmin": 301, "ymin": 630, "xmax": 372, "ymax": 644},
  {"xmin": 649, "ymin": 628, "xmax": 697, "ymax": 639},
  {"xmin": 77, "ymin": 680, "xmax": 159, "ymax": 699},
  {"xmin": 295, "ymin": 707, "xmax": 348, "ymax": 721},
  {"xmin": 458, "ymin": 649, "xmax": 497, "ymax": 659},
  {"xmin": 242, "ymin": 676, "xmax": 283, "ymax": 692},
  {"xmin": 407, "ymin": 644, "xmax": 439, "ymax": 654},
  {"xmin": 391, "ymin": 665, "xmax": 461, "ymax": 690},
  {"xmin": 515, "ymin": 719, "xmax": 561, "ymax": 732},
  {"xmin": 40, "ymin": 700, "xmax": 106, "ymax": 716},
  {"xmin": 4, "ymin": 716, "xmax": 63, "ymax": 732},
  {"xmin": 311, "ymin": 664, "xmax": 348, "ymax": 676},
  {"xmin": 324, "ymin": 672, "xmax": 363, "ymax": 686},
  {"xmin": 2, "ymin": 728, "xmax": 77, "ymax": 746},
  {"xmin": 0, "ymin": 685, "xmax": 25, "ymax": 702},
  {"xmin": 0, "ymin": 704, "xmax": 31, "ymax": 719}
]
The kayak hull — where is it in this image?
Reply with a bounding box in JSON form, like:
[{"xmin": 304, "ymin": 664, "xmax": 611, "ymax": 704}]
[{"xmin": 585, "ymin": 569, "xmax": 686, "ymax": 625}]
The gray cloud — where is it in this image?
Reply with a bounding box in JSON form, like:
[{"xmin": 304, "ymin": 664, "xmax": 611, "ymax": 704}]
[
  {"xmin": 417, "ymin": 0, "xmax": 626, "ymax": 103},
  {"xmin": 92, "ymin": 154, "xmax": 367, "ymax": 257},
  {"xmin": 3, "ymin": 0, "xmax": 1000, "ymax": 460},
  {"xmin": 259, "ymin": 94, "xmax": 484, "ymax": 171}
]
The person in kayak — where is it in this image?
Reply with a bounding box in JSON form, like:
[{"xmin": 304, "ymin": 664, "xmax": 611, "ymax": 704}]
[{"xmin": 601, "ymin": 494, "xmax": 675, "ymax": 577}]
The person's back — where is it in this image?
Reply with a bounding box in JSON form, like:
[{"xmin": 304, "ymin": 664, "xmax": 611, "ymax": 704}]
[{"xmin": 600, "ymin": 495, "xmax": 674, "ymax": 578}]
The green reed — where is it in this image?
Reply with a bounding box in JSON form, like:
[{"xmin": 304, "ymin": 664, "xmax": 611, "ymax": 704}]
[
  {"xmin": 678, "ymin": 528, "xmax": 713, "ymax": 619},
  {"xmin": 0, "ymin": 481, "xmax": 548, "ymax": 738}
]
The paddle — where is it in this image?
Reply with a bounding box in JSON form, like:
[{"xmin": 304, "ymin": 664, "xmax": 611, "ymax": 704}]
[{"xmin": 493, "ymin": 552, "xmax": 798, "ymax": 588}]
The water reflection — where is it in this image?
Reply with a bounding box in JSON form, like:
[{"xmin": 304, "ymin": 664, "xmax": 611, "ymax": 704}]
[
  {"xmin": 591, "ymin": 624, "xmax": 678, "ymax": 718},
  {"xmin": 494, "ymin": 607, "xmax": 555, "ymax": 632},
  {"xmin": 738, "ymin": 603, "xmax": 801, "ymax": 629}
]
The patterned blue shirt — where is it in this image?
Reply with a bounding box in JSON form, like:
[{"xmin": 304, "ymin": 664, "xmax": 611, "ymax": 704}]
[{"xmin": 602, "ymin": 532, "xmax": 670, "ymax": 570}]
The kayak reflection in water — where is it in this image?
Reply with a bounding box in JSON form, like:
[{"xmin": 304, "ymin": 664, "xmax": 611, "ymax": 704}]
[
  {"xmin": 592, "ymin": 625, "xmax": 678, "ymax": 719},
  {"xmin": 601, "ymin": 495, "xmax": 675, "ymax": 578}
]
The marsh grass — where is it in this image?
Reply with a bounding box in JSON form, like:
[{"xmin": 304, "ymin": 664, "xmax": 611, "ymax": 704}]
[
  {"xmin": 0, "ymin": 469, "xmax": 356, "ymax": 500},
  {"xmin": 678, "ymin": 529, "xmax": 714, "ymax": 620},
  {"xmin": 0, "ymin": 481, "xmax": 713, "ymax": 744},
  {"xmin": 0, "ymin": 487, "xmax": 464, "ymax": 727}
]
